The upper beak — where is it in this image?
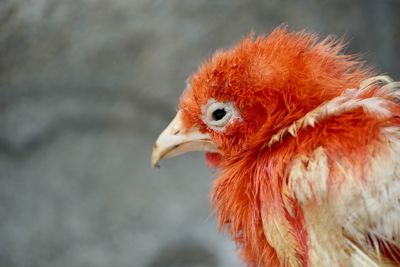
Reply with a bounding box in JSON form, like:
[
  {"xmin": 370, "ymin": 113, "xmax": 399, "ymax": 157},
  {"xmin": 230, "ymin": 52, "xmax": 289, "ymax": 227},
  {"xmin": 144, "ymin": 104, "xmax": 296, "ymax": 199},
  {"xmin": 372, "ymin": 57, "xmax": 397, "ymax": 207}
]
[{"xmin": 151, "ymin": 111, "xmax": 218, "ymax": 167}]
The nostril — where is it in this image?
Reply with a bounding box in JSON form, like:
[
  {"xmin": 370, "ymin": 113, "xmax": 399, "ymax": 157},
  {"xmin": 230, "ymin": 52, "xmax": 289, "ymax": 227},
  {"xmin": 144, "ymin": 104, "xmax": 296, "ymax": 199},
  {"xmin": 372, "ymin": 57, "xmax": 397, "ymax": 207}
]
[
  {"xmin": 171, "ymin": 124, "xmax": 181, "ymax": 135},
  {"xmin": 172, "ymin": 128, "xmax": 181, "ymax": 135}
]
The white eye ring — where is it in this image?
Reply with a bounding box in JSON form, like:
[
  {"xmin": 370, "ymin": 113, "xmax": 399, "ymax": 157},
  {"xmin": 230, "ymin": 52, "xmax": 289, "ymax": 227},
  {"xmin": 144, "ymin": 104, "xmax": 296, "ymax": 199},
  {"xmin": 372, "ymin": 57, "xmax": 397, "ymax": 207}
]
[{"xmin": 202, "ymin": 99, "xmax": 241, "ymax": 131}]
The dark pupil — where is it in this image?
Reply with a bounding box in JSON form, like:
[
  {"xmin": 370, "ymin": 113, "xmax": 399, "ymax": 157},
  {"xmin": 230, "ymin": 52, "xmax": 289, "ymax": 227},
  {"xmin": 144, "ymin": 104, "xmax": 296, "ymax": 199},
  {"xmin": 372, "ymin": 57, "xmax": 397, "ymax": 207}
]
[{"xmin": 212, "ymin": 108, "xmax": 226, "ymax": 121}]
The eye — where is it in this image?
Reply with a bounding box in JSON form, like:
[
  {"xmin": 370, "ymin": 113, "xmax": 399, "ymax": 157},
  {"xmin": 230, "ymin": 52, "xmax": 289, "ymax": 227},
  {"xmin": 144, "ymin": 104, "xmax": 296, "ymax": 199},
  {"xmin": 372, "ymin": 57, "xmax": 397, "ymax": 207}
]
[
  {"xmin": 202, "ymin": 99, "xmax": 241, "ymax": 131},
  {"xmin": 212, "ymin": 108, "xmax": 227, "ymax": 121}
]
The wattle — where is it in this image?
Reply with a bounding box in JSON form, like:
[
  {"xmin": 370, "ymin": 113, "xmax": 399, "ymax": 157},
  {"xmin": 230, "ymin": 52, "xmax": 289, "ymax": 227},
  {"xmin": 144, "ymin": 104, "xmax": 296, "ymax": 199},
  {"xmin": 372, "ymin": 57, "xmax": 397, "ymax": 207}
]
[{"xmin": 205, "ymin": 152, "xmax": 222, "ymax": 168}]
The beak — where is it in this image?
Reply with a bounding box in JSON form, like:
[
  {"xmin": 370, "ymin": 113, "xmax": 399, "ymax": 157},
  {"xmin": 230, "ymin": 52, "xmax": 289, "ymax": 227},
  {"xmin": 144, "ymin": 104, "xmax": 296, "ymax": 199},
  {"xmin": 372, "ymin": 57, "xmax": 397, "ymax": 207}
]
[{"xmin": 151, "ymin": 111, "xmax": 218, "ymax": 167}]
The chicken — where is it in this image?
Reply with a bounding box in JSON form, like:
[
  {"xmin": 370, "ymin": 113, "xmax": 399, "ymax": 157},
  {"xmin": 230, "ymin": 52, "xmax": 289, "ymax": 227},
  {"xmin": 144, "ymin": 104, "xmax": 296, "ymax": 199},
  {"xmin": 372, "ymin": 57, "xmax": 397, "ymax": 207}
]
[{"xmin": 151, "ymin": 27, "xmax": 400, "ymax": 266}]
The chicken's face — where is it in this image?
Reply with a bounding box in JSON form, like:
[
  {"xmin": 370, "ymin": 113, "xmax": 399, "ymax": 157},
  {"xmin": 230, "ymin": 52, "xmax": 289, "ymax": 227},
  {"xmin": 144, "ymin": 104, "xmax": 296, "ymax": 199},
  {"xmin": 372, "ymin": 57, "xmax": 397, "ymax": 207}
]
[
  {"xmin": 151, "ymin": 28, "xmax": 369, "ymax": 167},
  {"xmin": 152, "ymin": 37, "xmax": 273, "ymax": 167}
]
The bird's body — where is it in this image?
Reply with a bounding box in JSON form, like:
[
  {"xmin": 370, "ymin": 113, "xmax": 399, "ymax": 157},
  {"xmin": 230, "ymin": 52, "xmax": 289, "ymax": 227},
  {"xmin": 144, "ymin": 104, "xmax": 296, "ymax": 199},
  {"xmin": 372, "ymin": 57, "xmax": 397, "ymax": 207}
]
[
  {"xmin": 152, "ymin": 27, "xmax": 400, "ymax": 266},
  {"xmin": 211, "ymin": 75, "xmax": 400, "ymax": 266}
]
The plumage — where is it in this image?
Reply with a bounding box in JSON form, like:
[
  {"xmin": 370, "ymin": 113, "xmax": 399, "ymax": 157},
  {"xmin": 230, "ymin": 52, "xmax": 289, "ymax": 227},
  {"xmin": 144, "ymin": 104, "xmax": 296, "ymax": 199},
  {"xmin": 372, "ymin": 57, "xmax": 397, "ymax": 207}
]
[{"xmin": 152, "ymin": 27, "xmax": 400, "ymax": 266}]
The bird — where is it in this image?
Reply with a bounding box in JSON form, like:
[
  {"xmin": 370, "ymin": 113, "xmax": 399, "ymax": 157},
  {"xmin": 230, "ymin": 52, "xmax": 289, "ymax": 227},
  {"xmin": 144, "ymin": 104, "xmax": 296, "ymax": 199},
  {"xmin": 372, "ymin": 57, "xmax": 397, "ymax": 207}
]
[{"xmin": 151, "ymin": 27, "xmax": 400, "ymax": 266}]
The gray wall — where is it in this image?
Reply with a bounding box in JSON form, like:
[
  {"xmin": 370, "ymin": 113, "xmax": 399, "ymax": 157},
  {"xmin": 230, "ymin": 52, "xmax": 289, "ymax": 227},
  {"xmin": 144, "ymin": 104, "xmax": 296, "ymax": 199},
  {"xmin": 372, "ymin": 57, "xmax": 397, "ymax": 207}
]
[{"xmin": 0, "ymin": 1, "xmax": 399, "ymax": 266}]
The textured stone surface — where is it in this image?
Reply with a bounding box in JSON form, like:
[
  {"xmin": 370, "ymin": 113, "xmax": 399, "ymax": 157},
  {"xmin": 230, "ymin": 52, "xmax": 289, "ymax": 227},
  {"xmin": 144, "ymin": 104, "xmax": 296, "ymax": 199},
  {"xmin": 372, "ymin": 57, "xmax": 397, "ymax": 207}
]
[{"xmin": 0, "ymin": 0, "xmax": 399, "ymax": 266}]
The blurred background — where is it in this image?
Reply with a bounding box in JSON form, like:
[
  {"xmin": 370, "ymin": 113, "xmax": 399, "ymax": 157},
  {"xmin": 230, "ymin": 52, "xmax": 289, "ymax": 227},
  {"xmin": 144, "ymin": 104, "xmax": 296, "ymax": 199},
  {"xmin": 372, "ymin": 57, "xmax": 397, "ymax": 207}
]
[{"xmin": 0, "ymin": 0, "xmax": 399, "ymax": 266}]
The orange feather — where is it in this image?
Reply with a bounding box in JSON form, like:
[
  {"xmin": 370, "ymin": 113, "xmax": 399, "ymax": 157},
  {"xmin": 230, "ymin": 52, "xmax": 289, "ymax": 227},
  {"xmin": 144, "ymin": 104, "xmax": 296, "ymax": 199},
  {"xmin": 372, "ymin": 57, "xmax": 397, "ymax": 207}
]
[{"xmin": 175, "ymin": 27, "xmax": 400, "ymax": 266}]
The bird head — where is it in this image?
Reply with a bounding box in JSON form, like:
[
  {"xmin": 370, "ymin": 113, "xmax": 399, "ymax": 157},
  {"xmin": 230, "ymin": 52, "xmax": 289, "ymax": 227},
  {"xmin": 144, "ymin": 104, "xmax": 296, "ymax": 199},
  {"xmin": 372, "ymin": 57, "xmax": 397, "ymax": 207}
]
[{"xmin": 152, "ymin": 27, "xmax": 370, "ymax": 168}]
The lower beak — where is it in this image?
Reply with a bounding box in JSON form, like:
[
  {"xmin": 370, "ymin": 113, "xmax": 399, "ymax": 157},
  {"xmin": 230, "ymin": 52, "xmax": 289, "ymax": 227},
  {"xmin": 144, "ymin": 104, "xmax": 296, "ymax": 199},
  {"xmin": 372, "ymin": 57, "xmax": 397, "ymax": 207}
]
[{"xmin": 151, "ymin": 111, "xmax": 218, "ymax": 167}]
